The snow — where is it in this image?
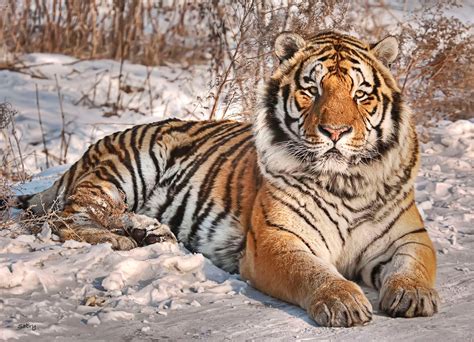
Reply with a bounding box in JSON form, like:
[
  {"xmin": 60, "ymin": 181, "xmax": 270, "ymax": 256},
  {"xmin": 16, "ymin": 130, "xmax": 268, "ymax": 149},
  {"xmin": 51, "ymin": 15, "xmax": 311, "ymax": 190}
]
[
  {"xmin": 0, "ymin": 54, "xmax": 473, "ymax": 340},
  {"xmin": 0, "ymin": 53, "xmax": 217, "ymax": 174}
]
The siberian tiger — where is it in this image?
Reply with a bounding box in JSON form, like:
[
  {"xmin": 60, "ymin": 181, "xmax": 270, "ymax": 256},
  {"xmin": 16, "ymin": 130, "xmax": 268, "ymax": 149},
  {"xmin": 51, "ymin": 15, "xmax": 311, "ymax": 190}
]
[{"xmin": 14, "ymin": 31, "xmax": 439, "ymax": 327}]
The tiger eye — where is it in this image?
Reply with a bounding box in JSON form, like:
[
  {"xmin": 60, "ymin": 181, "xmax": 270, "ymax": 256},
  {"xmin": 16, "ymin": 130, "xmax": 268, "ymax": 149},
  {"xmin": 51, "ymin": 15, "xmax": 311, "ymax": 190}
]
[
  {"xmin": 309, "ymin": 87, "xmax": 318, "ymax": 96},
  {"xmin": 355, "ymin": 90, "xmax": 367, "ymax": 99}
]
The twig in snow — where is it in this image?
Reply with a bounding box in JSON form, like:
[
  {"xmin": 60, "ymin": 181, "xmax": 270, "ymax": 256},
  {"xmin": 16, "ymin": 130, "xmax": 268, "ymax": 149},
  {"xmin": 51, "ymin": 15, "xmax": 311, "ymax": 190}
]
[
  {"xmin": 35, "ymin": 84, "xmax": 50, "ymax": 168},
  {"xmin": 54, "ymin": 74, "xmax": 68, "ymax": 164},
  {"xmin": 145, "ymin": 66, "xmax": 154, "ymax": 116}
]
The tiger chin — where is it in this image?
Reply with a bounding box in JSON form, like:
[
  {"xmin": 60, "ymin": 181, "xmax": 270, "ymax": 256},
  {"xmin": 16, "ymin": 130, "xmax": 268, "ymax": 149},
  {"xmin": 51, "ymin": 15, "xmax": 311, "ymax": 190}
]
[{"xmin": 15, "ymin": 31, "xmax": 439, "ymax": 327}]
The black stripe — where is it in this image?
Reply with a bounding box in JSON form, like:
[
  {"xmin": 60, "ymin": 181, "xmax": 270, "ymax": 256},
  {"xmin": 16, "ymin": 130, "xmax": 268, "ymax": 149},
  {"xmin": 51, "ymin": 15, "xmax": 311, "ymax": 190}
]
[
  {"xmin": 360, "ymin": 92, "xmax": 404, "ymax": 164},
  {"xmin": 191, "ymin": 134, "xmax": 252, "ymax": 221},
  {"xmin": 148, "ymin": 126, "xmax": 164, "ymax": 197},
  {"xmin": 343, "ymin": 146, "xmax": 417, "ymax": 215},
  {"xmin": 207, "ymin": 140, "xmax": 254, "ymax": 243},
  {"xmin": 117, "ymin": 130, "xmax": 139, "ymax": 211},
  {"xmin": 345, "ymin": 56, "xmax": 360, "ymax": 65},
  {"xmin": 138, "ymin": 123, "xmax": 158, "ymax": 150},
  {"xmin": 267, "ymin": 190, "xmax": 330, "ymax": 251},
  {"xmin": 370, "ymin": 237, "xmax": 433, "ymax": 289},
  {"xmin": 93, "ymin": 168, "xmax": 125, "ymax": 195},
  {"xmin": 235, "ymin": 154, "xmax": 251, "ymax": 218},
  {"xmin": 167, "ymin": 121, "xmax": 240, "ymax": 168},
  {"xmin": 103, "ymin": 133, "xmax": 118, "ymax": 154},
  {"xmin": 160, "ymin": 122, "xmax": 245, "ymax": 188},
  {"xmin": 156, "ymin": 125, "xmax": 251, "ymax": 221},
  {"xmin": 373, "ymin": 94, "xmax": 390, "ymax": 150},
  {"xmin": 205, "ymin": 210, "xmax": 228, "ymax": 242},
  {"xmin": 349, "ymin": 187, "xmax": 411, "ymax": 232},
  {"xmin": 262, "ymin": 206, "xmax": 319, "ymax": 257},
  {"xmin": 102, "ymin": 159, "xmax": 125, "ymax": 183},
  {"xmin": 316, "ymin": 53, "xmax": 335, "ymax": 62},
  {"xmin": 367, "ymin": 227, "xmax": 427, "ymax": 265},
  {"xmin": 281, "ymin": 84, "xmax": 299, "ymax": 137},
  {"xmin": 315, "ymin": 45, "xmax": 335, "ymax": 56},
  {"xmin": 167, "ymin": 187, "xmax": 192, "ymax": 236},
  {"xmin": 63, "ymin": 162, "xmax": 79, "ymax": 197},
  {"xmin": 193, "ymin": 120, "xmax": 232, "ymax": 136},
  {"xmin": 160, "ymin": 120, "xmax": 197, "ymax": 135},
  {"xmin": 264, "ymin": 78, "xmax": 290, "ymax": 144},
  {"xmin": 184, "ymin": 133, "xmax": 252, "ymax": 248},
  {"xmin": 54, "ymin": 173, "xmax": 66, "ymax": 199},
  {"xmin": 267, "ymin": 170, "xmax": 347, "ymax": 245},
  {"xmin": 367, "ymin": 227, "xmax": 426, "ymax": 288},
  {"xmin": 310, "ymin": 37, "xmax": 367, "ymax": 51},
  {"xmin": 130, "ymin": 126, "xmax": 147, "ymax": 211},
  {"xmin": 223, "ymin": 140, "xmax": 254, "ymax": 215},
  {"xmin": 370, "ymin": 66, "xmax": 381, "ymax": 101},
  {"xmin": 355, "ymin": 200, "xmax": 415, "ymax": 265},
  {"xmin": 187, "ymin": 200, "xmax": 215, "ymax": 250}
]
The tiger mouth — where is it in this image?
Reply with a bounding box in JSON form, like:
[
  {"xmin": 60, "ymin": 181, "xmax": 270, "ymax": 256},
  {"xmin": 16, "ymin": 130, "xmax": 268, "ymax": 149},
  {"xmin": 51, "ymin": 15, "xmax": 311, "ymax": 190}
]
[
  {"xmin": 323, "ymin": 147, "xmax": 346, "ymax": 161},
  {"xmin": 325, "ymin": 147, "xmax": 342, "ymax": 155}
]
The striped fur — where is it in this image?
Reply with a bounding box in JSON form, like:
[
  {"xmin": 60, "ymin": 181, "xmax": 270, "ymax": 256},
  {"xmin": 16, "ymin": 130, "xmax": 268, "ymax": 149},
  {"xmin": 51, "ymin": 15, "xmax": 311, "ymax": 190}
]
[{"xmin": 17, "ymin": 31, "xmax": 438, "ymax": 327}]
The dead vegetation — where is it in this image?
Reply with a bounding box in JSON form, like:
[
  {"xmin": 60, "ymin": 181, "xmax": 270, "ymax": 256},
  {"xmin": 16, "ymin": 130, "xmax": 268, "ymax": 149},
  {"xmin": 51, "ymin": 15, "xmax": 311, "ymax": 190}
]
[
  {"xmin": 0, "ymin": 0, "xmax": 471, "ymax": 123},
  {"xmin": 0, "ymin": 102, "xmax": 28, "ymax": 182}
]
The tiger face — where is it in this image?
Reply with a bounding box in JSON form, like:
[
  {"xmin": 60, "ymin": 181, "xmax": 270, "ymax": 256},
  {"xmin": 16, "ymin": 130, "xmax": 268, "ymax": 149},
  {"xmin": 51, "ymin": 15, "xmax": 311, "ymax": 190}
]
[{"xmin": 256, "ymin": 31, "xmax": 404, "ymax": 175}]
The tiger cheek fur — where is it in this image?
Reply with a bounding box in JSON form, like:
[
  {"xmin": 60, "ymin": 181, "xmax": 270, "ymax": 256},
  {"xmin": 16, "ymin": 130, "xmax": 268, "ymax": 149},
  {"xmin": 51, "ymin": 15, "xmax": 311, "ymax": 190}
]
[{"xmin": 17, "ymin": 31, "xmax": 438, "ymax": 328}]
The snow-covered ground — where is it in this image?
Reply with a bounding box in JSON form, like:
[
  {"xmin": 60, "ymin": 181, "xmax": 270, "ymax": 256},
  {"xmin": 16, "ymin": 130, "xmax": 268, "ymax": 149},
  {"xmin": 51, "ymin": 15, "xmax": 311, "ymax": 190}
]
[
  {"xmin": 0, "ymin": 55, "xmax": 473, "ymax": 341},
  {"xmin": 0, "ymin": 54, "xmax": 225, "ymax": 174}
]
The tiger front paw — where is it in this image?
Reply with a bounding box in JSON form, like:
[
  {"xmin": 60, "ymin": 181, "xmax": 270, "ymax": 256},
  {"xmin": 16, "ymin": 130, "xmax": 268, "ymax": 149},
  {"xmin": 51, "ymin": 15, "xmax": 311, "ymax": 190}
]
[
  {"xmin": 307, "ymin": 279, "xmax": 373, "ymax": 327},
  {"xmin": 379, "ymin": 275, "xmax": 440, "ymax": 318},
  {"xmin": 123, "ymin": 214, "xmax": 177, "ymax": 246}
]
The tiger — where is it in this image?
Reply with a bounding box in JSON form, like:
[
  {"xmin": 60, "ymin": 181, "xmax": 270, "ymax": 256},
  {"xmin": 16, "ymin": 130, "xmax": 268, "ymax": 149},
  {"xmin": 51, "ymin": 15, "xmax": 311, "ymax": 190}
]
[{"xmin": 13, "ymin": 31, "xmax": 439, "ymax": 327}]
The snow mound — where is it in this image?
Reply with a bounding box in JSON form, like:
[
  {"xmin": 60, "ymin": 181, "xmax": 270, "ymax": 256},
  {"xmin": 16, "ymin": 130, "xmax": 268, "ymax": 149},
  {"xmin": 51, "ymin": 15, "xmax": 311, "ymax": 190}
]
[{"xmin": 0, "ymin": 228, "xmax": 246, "ymax": 334}]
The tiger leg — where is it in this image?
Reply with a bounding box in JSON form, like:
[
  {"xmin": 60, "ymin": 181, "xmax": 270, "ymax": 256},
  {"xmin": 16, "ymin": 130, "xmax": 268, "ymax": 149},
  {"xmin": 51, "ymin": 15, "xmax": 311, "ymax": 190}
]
[
  {"xmin": 240, "ymin": 225, "xmax": 372, "ymax": 327},
  {"xmin": 361, "ymin": 205, "xmax": 439, "ymax": 317},
  {"xmin": 55, "ymin": 171, "xmax": 175, "ymax": 249}
]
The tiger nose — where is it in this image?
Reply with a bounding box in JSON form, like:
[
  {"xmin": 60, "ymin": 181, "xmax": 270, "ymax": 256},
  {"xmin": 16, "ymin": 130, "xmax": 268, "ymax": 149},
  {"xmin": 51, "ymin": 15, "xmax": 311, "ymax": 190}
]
[{"xmin": 318, "ymin": 124, "xmax": 353, "ymax": 142}]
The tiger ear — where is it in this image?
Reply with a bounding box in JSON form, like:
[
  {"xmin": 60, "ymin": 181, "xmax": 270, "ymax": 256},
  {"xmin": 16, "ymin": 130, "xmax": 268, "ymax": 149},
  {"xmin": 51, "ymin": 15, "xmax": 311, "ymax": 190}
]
[
  {"xmin": 275, "ymin": 32, "xmax": 306, "ymax": 61},
  {"xmin": 370, "ymin": 36, "xmax": 399, "ymax": 66}
]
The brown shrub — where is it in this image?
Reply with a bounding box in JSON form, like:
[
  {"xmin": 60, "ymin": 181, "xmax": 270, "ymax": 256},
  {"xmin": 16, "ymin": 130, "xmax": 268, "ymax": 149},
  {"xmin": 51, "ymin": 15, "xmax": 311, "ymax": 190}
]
[{"xmin": 0, "ymin": 1, "xmax": 472, "ymax": 123}]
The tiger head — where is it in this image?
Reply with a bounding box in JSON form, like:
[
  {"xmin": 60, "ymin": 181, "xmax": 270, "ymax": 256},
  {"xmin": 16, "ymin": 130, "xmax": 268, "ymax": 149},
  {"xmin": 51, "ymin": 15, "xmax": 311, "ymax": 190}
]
[{"xmin": 255, "ymin": 31, "xmax": 410, "ymax": 177}]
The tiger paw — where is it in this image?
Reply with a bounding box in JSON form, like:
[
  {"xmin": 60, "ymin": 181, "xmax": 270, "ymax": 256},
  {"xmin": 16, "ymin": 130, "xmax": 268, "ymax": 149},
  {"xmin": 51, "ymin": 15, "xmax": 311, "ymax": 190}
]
[
  {"xmin": 107, "ymin": 234, "xmax": 137, "ymax": 251},
  {"xmin": 59, "ymin": 227, "xmax": 138, "ymax": 250},
  {"xmin": 307, "ymin": 279, "xmax": 373, "ymax": 327},
  {"xmin": 123, "ymin": 214, "xmax": 177, "ymax": 246},
  {"xmin": 379, "ymin": 275, "xmax": 440, "ymax": 318}
]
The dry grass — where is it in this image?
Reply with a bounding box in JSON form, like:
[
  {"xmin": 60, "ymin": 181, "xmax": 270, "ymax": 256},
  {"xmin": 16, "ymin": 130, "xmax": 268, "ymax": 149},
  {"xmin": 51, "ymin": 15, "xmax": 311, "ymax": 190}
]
[
  {"xmin": 0, "ymin": 181, "xmax": 53, "ymax": 237},
  {"xmin": 0, "ymin": 0, "xmax": 217, "ymax": 66},
  {"xmin": 0, "ymin": 102, "xmax": 29, "ymax": 182},
  {"xmin": 1, "ymin": 1, "xmax": 471, "ymax": 123}
]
